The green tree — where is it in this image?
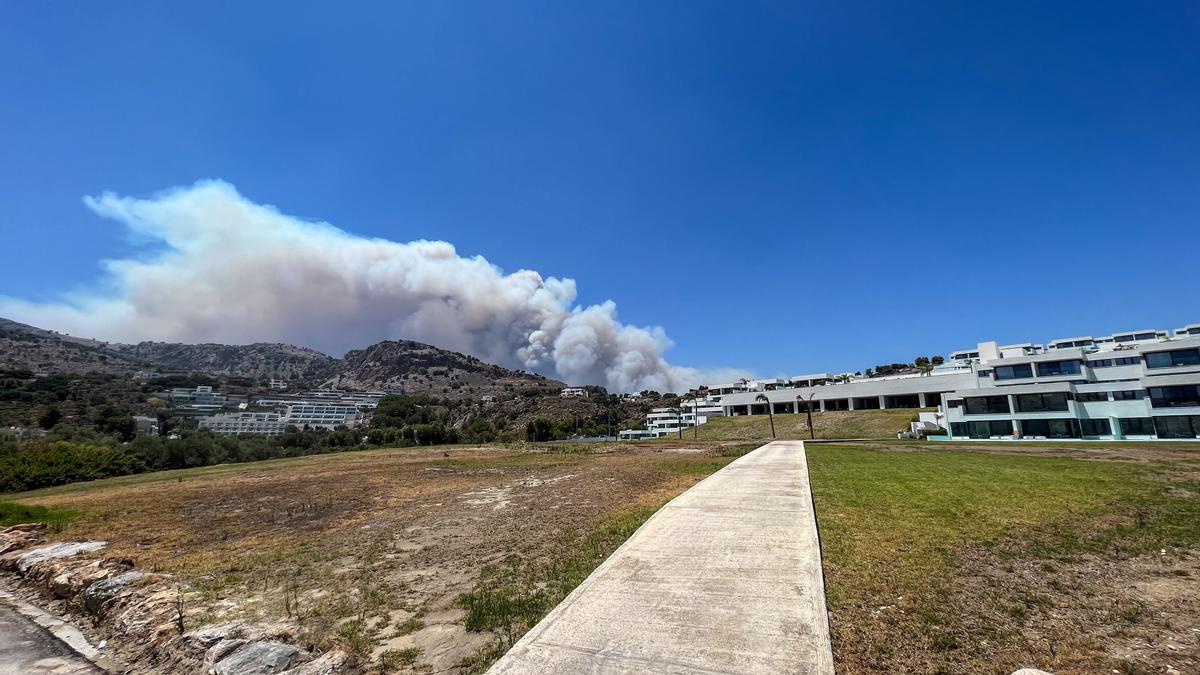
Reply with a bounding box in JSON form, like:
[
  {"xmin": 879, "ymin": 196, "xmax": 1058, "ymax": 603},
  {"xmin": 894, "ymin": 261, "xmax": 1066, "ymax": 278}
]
[
  {"xmin": 526, "ymin": 418, "xmax": 554, "ymax": 442},
  {"xmin": 38, "ymin": 406, "xmax": 63, "ymax": 430}
]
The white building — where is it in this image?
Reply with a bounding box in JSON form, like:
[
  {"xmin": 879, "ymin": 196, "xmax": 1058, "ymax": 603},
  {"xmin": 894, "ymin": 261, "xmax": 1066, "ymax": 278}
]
[
  {"xmin": 561, "ymin": 387, "xmax": 589, "ymax": 398},
  {"xmin": 199, "ymin": 412, "xmax": 287, "ymax": 436},
  {"xmin": 282, "ymin": 403, "xmax": 364, "ymax": 430},
  {"xmin": 704, "ymin": 322, "xmax": 1200, "ymax": 441}
]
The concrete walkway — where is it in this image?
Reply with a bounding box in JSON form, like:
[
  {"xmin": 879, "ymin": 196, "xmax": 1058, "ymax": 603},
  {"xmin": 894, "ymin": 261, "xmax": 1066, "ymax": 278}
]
[
  {"xmin": 0, "ymin": 602, "xmax": 100, "ymax": 674},
  {"xmin": 488, "ymin": 440, "xmax": 833, "ymax": 675}
]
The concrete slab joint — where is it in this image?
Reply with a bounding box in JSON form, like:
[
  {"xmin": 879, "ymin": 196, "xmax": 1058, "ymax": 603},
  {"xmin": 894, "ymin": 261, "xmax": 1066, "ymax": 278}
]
[{"xmin": 488, "ymin": 440, "xmax": 834, "ymax": 674}]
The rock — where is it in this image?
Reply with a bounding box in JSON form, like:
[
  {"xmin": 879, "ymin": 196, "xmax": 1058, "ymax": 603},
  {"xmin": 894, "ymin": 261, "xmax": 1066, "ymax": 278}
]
[
  {"xmin": 81, "ymin": 571, "xmax": 150, "ymax": 614},
  {"xmin": 280, "ymin": 646, "xmax": 355, "ymax": 674},
  {"xmin": 187, "ymin": 623, "xmax": 252, "ymax": 649},
  {"xmin": 50, "ymin": 559, "xmax": 136, "ymax": 598},
  {"xmin": 0, "ymin": 523, "xmax": 46, "ymax": 554},
  {"xmin": 210, "ymin": 641, "xmax": 309, "ymax": 675},
  {"xmin": 205, "ymin": 639, "xmax": 249, "ymax": 669},
  {"xmin": 12, "ymin": 541, "xmax": 107, "ymax": 574}
]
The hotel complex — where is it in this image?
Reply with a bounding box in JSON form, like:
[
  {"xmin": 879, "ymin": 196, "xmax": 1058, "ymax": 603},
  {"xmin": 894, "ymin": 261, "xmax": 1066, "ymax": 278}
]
[{"xmin": 625, "ymin": 323, "xmax": 1200, "ymax": 441}]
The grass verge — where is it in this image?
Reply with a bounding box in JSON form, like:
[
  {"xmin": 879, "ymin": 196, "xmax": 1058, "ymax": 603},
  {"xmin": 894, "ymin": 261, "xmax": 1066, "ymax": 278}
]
[{"xmin": 809, "ymin": 443, "xmax": 1200, "ymax": 673}]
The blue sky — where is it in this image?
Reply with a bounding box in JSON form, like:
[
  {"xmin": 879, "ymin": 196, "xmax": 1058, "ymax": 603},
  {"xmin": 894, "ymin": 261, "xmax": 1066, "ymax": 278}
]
[{"xmin": 1, "ymin": 2, "xmax": 1198, "ymax": 378}]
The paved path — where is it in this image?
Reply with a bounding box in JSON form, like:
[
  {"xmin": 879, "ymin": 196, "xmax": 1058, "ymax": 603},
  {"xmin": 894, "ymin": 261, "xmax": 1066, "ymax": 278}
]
[
  {"xmin": 0, "ymin": 602, "xmax": 100, "ymax": 674},
  {"xmin": 489, "ymin": 440, "xmax": 833, "ymax": 674}
]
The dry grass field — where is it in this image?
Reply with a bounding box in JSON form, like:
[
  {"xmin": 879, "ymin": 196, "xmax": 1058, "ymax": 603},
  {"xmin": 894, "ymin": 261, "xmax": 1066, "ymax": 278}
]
[
  {"xmin": 7, "ymin": 442, "xmax": 750, "ymax": 672},
  {"xmin": 5, "ymin": 431, "xmax": 1200, "ymax": 674}
]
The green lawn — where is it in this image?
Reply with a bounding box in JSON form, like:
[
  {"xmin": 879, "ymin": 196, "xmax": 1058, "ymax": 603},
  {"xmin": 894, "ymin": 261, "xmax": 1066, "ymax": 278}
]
[
  {"xmin": 809, "ymin": 443, "xmax": 1200, "ymax": 674},
  {"xmin": 685, "ymin": 409, "xmax": 925, "ymax": 441}
]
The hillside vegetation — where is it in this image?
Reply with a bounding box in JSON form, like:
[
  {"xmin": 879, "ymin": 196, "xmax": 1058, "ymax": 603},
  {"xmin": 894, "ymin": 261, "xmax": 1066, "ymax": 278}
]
[{"xmin": 687, "ymin": 409, "xmax": 929, "ymax": 441}]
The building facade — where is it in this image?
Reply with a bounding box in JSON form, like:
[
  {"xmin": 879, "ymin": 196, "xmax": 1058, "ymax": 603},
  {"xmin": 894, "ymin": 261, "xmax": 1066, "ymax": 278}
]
[
  {"xmin": 942, "ymin": 337, "xmax": 1200, "ymax": 440},
  {"xmin": 714, "ymin": 324, "xmax": 1200, "ymax": 442},
  {"xmin": 199, "ymin": 412, "xmax": 288, "ymax": 436}
]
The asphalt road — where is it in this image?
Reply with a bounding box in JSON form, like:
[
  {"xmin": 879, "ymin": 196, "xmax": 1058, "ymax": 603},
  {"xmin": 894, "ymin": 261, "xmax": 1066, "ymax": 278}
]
[{"xmin": 0, "ymin": 602, "xmax": 100, "ymax": 675}]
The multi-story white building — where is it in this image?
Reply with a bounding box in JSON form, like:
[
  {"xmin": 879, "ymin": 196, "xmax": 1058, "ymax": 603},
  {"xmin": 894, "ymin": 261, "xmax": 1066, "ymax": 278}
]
[
  {"xmin": 941, "ymin": 336, "xmax": 1200, "ymax": 440},
  {"xmin": 282, "ymin": 403, "xmax": 364, "ymax": 430},
  {"xmin": 620, "ymin": 322, "xmax": 1200, "ymax": 443},
  {"xmin": 560, "ymin": 387, "xmax": 589, "ymax": 398},
  {"xmin": 199, "ymin": 412, "xmax": 288, "ymax": 436}
]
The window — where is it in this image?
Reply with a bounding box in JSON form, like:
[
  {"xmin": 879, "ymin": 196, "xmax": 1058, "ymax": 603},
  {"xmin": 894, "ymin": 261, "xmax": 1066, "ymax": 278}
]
[
  {"xmin": 1089, "ymin": 359, "xmax": 1113, "ymax": 368},
  {"xmin": 993, "ymin": 364, "xmax": 1033, "ymax": 380},
  {"xmin": 1076, "ymin": 392, "xmax": 1108, "ymax": 402},
  {"xmin": 925, "ymin": 392, "xmax": 944, "ymax": 406},
  {"xmin": 1020, "ymin": 418, "xmax": 1080, "ymax": 438},
  {"xmin": 1111, "ymin": 390, "xmax": 1145, "ymax": 401},
  {"xmin": 964, "ymin": 395, "xmax": 1010, "ymax": 415},
  {"xmin": 1153, "ymin": 415, "xmax": 1200, "ymax": 439},
  {"xmin": 1145, "ymin": 348, "xmax": 1200, "ymax": 369},
  {"xmin": 1037, "ymin": 360, "xmax": 1082, "ymax": 377},
  {"xmin": 1149, "ymin": 385, "xmax": 1200, "ymax": 409},
  {"xmin": 951, "ymin": 420, "xmax": 1013, "ymax": 438},
  {"xmin": 947, "ymin": 399, "xmax": 962, "ymax": 409},
  {"xmin": 1079, "ymin": 419, "xmax": 1111, "ymax": 436},
  {"xmin": 1135, "ymin": 332, "xmax": 1157, "ymax": 340},
  {"xmin": 977, "ymin": 370, "xmax": 992, "ymax": 378},
  {"xmin": 1115, "ymin": 357, "xmax": 1139, "ymax": 366},
  {"xmin": 1118, "ymin": 418, "xmax": 1155, "ymax": 435},
  {"xmin": 1014, "ymin": 392, "xmax": 1070, "ymax": 412}
]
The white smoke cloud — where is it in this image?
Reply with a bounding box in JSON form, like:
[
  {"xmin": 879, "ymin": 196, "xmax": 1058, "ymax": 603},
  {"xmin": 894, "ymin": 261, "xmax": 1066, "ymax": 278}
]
[{"xmin": 0, "ymin": 180, "xmax": 750, "ymax": 392}]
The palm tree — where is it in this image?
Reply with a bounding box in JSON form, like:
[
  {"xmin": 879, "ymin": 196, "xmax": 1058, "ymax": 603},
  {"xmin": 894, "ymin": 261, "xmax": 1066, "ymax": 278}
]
[
  {"xmin": 673, "ymin": 407, "xmax": 683, "ymax": 439},
  {"xmin": 693, "ymin": 385, "xmax": 709, "ymax": 439},
  {"xmin": 755, "ymin": 394, "xmax": 776, "ymax": 439},
  {"xmin": 918, "ymin": 362, "xmax": 934, "ymax": 377},
  {"xmin": 797, "ymin": 392, "xmax": 816, "ymax": 440}
]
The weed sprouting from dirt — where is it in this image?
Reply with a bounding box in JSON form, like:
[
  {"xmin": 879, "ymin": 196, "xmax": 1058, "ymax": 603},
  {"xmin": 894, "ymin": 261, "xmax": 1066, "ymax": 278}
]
[{"xmin": 457, "ymin": 504, "xmax": 659, "ymax": 669}]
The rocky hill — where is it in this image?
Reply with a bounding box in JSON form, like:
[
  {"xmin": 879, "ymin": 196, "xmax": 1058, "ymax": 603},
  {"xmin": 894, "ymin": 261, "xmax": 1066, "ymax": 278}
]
[
  {"xmin": 0, "ymin": 317, "xmax": 562, "ymax": 397},
  {"xmin": 110, "ymin": 341, "xmax": 342, "ymax": 383},
  {"xmin": 330, "ymin": 339, "xmax": 565, "ymax": 397},
  {"xmin": 0, "ymin": 318, "xmax": 150, "ymax": 375}
]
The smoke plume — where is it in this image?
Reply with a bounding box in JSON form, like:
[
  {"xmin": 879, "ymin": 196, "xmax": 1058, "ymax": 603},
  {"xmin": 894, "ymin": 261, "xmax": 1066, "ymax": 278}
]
[{"xmin": 0, "ymin": 180, "xmax": 747, "ymax": 392}]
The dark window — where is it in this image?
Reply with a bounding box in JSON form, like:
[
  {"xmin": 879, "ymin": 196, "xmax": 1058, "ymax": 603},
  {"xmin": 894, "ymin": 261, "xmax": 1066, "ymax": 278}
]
[
  {"xmin": 977, "ymin": 370, "xmax": 992, "ymax": 378},
  {"xmin": 1153, "ymin": 415, "xmax": 1200, "ymax": 439},
  {"xmin": 951, "ymin": 420, "xmax": 1013, "ymax": 438},
  {"xmin": 1145, "ymin": 349, "xmax": 1200, "ymax": 369},
  {"xmin": 1037, "ymin": 360, "xmax": 1082, "ymax": 377},
  {"xmin": 1079, "ymin": 419, "xmax": 1111, "ymax": 436},
  {"xmin": 1118, "ymin": 418, "xmax": 1155, "ymax": 435},
  {"xmin": 1116, "ymin": 357, "xmax": 1139, "ymax": 366},
  {"xmin": 1089, "ymin": 359, "xmax": 1113, "ymax": 368},
  {"xmin": 993, "ymin": 364, "xmax": 1033, "ymax": 380},
  {"xmin": 1020, "ymin": 418, "xmax": 1080, "ymax": 438},
  {"xmin": 1148, "ymin": 385, "xmax": 1200, "ymax": 408},
  {"xmin": 1015, "ymin": 392, "xmax": 1070, "ymax": 412},
  {"xmin": 1076, "ymin": 392, "xmax": 1108, "ymax": 402},
  {"xmin": 1111, "ymin": 390, "xmax": 1145, "ymax": 401},
  {"xmin": 1115, "ymin": 334, "xmax": 1135, "ymax": 342},
  {"xmin": 854, "ymin": 397, "xmax": 881, "ymax": 410},
  {"xmin": 1135, "ymin": 332, "xmax": 1157, "ymax": 340},
  {"xmin": 925, "ymin": 392, "xmax": 944, "ymax": 406},
  {"xmin": 947, "ymin": 399, "xmax": 962, "ymax": 409},
  {"xmin": 824, "ymin": 398, "xmax": 849, "ymax": 411},
  {"xmin": 964, "ymin": 395, "xmax": 1010, "ymax": 415}
]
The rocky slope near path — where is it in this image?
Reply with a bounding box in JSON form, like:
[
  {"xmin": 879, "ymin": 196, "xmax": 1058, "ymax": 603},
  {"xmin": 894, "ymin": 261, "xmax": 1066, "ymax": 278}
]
[{"xmin": 0, "ymin": 524, "xmax": 355, "ymax": 674}]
